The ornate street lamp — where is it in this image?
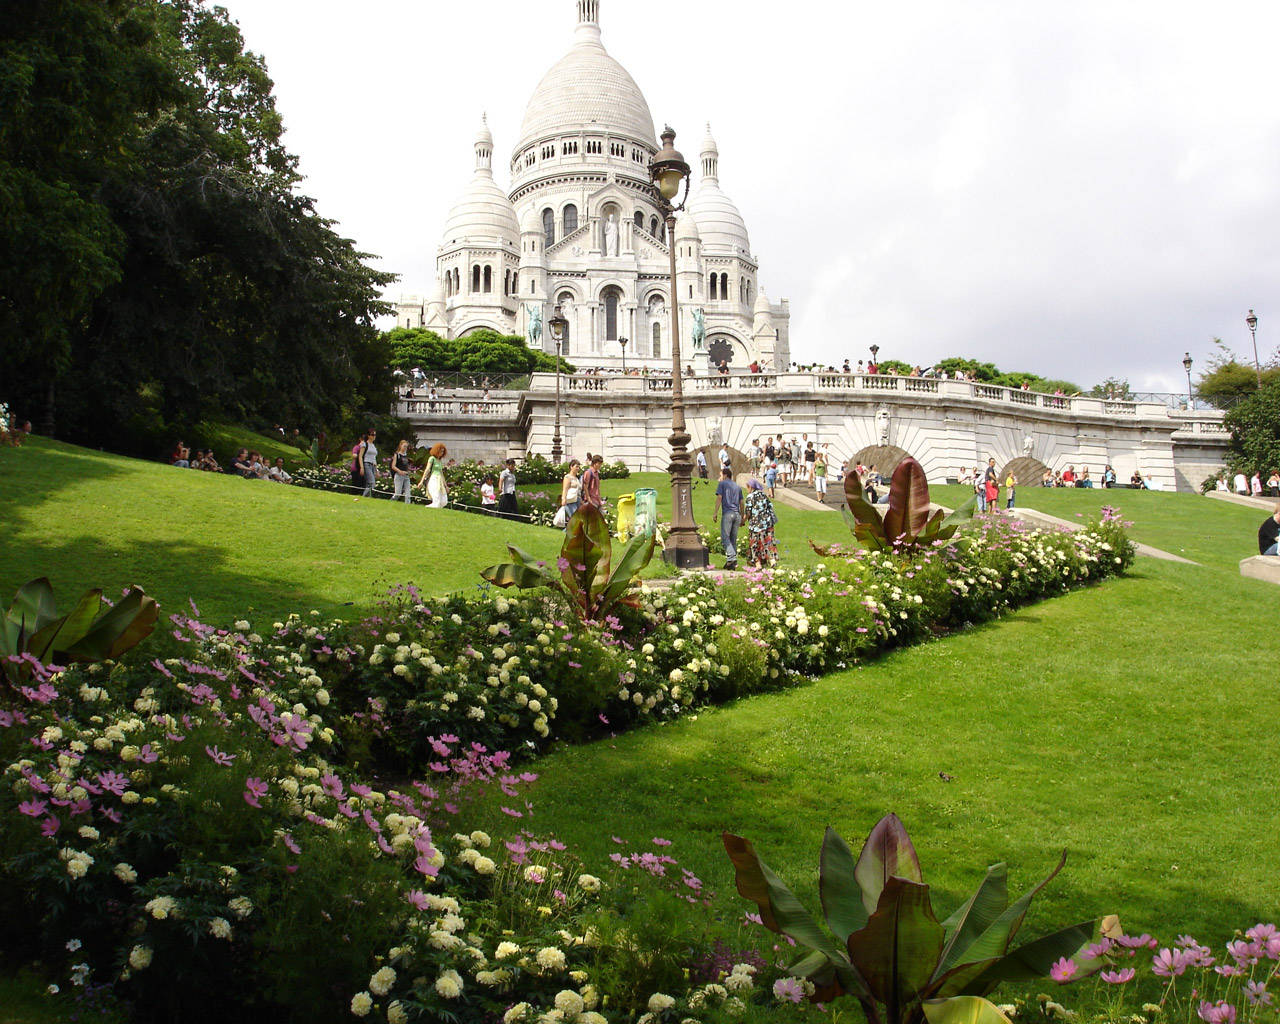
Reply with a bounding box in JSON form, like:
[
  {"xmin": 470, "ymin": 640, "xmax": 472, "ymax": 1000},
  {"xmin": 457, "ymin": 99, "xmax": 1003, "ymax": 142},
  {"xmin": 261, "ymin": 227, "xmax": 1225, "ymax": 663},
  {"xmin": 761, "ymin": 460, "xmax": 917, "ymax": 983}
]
[
  {"xmin": 869, "ymin": 343, "xmax": 880, "ymax": 366},
  {"xmin": 1182, "ymin": 351, "xmax": 1194, "ymax": 407},
  {"xmin": 1246, "ymin": 309, "xmax": 1261, "ymax": 388},
  {"xmin": 548, "ymin": 305, "xmax": 568, "ymax": 462},
  {"xmin": 650, "ymin": 126, "xmax": 707, "ymax": 569},
  {"xmin": 619, "ymin": 335, "xmax": 628, "ymax": 375}
]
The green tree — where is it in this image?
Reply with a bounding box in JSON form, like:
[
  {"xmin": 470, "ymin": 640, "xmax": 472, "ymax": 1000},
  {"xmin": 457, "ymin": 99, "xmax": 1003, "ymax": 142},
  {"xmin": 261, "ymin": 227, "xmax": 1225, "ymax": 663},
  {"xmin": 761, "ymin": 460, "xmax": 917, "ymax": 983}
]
[
  {"xmin": 1223, "ymin": 379, "xmax": 1280, "ymax": 475},
  {"xmin": 1196, "ymin": 341, "xmax": 1280, "ymax": 409},
  {"xmin": 1089, "ymin": 377, "xmax": 1132, "ymax": 400}
]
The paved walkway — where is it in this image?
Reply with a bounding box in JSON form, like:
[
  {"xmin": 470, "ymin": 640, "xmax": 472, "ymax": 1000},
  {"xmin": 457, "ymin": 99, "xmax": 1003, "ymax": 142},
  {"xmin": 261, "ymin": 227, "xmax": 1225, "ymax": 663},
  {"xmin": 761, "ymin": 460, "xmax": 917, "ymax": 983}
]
[{"xmin": 1207, "ymin": 491, "xmax": 1277, "ymax": 511}]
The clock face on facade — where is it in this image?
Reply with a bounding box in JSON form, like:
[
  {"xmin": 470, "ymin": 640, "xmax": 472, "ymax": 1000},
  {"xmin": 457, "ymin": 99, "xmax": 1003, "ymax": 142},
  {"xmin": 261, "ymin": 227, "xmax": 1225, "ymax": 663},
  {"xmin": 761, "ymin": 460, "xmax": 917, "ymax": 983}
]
[{"xmin": 708, "ymin": 337, "xmax": 735, "ymax": 367}]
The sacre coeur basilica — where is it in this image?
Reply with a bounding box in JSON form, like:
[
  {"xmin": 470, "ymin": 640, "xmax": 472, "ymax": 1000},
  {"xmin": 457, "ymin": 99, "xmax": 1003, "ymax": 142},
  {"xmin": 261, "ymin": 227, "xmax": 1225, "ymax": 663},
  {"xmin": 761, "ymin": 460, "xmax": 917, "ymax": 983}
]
[{"xmin": 394, "ymin": 0, "xmax": 790, "ymax": 374}]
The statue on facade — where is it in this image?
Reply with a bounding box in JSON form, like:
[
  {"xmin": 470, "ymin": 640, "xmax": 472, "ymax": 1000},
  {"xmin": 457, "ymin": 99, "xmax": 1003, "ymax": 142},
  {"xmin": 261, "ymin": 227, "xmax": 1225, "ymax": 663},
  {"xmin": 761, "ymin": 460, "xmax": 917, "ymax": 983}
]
[
  {"xmin": 1022, "ymin": 434, "xmax": 1035, "ymax": 457},
  {"xmin": 692, "ymin": 307, "xmax": 706, "ymax": 350},
  {"xmin": 604, "ymin": 214, "xmax": 619, "ymax": 256},
  {"xmin": 876, "ymin": 406, "xmax": 890, "ymax": 445},
  {"xmin": 525, "ymin": 303, "xmax": 542, "ymax": 344}
]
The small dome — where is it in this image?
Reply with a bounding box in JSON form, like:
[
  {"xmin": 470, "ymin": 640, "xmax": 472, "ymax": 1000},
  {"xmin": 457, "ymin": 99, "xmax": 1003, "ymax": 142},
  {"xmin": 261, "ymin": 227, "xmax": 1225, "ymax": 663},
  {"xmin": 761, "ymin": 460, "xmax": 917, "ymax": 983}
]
[
  {"xmin": 687, "ymin": 183, "xmax": 750, "ymax": 255},
  {"xmin": 429, "ymin": 278, "xmax": 446, "ymax": 305},
  {"xmin": 753, "ymin": 287, "xmax": 771, "ymax": 315},
  {"xmin": 515, "ymin": 6, "xmax": 656, "ymax": 157},
  {"xmin": 521, "ymin": 205, "xmax": 543, "ymax": 234},
  {"xmin": 441, "ymin": 117, "xmax": 520, "ymax": 249},
  {"xmin": 674, "ymin": 212, "xmax": 700, "ymax": 241}
]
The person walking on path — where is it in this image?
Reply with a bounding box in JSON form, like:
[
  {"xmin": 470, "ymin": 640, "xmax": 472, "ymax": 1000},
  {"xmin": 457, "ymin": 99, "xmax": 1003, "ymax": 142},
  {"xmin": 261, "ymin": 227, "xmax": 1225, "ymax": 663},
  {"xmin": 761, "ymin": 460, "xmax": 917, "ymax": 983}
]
[
  {"xmin": 742, "ymin": 479, "xmax": 778, "ymax": 567},
  {"xmin": 712, "ymin": 467, "xmax": 743, "ymax": 571},
  {"xmin": 390, "ymin": 439, "xmax": 413, "ymax": 503},
  {"xmin": 764, "ymin": 460, "xmax": 778, "ymax": 499},
  {"xmin": 358, "ymin": 429, "xmax": 378, "ymax": 497},
  {"xmin": 581, "ymin": 454, "xmax": 604, "ymax": 510},
  {"xmin": 983, "ymin": 458, "xmax": 999, "ymax": 513},
  {"xmin": 498, "ymin": 458, "xmax": 519, "ymax": 517},
  {"xmin": 418, "ymin": 443, "xmax": 449, "ymax": 508},
  {"xmin": 1005, "ymin": 471, "xmax": 1017, "ymax": 509},
  {"xmin": 696, "ymin": 449, "xmax": 708, "ymax": 480},
  {"xmin": 718, "ymin": 444, "xmax": 731, "ymax": 473},
  {"xmin": 560, "ymin": 459, "xmax": 582, "ymax": 526},
  {"xmin": 813, "ymin": 452, "xmax": 828, "ymax": 502}
]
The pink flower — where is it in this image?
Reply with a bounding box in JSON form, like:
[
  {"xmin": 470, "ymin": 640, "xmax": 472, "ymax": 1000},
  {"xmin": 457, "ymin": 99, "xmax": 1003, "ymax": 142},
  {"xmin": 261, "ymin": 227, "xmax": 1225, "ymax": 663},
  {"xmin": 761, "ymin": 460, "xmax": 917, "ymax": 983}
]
[
  {"xmin": 243, "ymin": 777, "xmax": 268, "ymax": 808},
  {"xmin": 1197, "ymin": 1001, "xmax": 1236, "ymax": 1024},
  {"xmin": 1153, "ymin": 948, "xmax": 1188, "ymax": 977},
  {"xmin": 1101, "ymin": 968, "xmax": 1136, "ymax": 984},
  {"xmin": 405, "ymin": 889, "xmax": 429, "ymax": 911},
  {"xmin": 205, "ymin": 745, "xmax": 235, "ymax": 767},
  {"xmin": 1050, "ymin": 957, "xmax": 1078, "ymax": 983},
  {"xmin": 773, "ymin": 978, "xmax": 805, "ymax": 1003},
  {"xmin": 282, "ymin": 832, "xmax": 301, "ymax": 855},
  {"xmin": 1244, "ymin": 981, "xmax": 1272, "ymax": 1007},
  {"xmin": 40, "ymin": 815, "xmax": 60, "ymax": 837},
  {"xmin": 18, "ymin": 799, "xmax": 46, "ymax": 817}
]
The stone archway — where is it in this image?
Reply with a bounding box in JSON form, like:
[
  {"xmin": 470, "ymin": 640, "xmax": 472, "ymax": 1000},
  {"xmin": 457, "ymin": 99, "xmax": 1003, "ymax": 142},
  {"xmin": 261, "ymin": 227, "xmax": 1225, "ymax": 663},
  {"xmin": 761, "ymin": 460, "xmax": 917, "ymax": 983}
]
[
  {"xmin": 693, "ymin": 444, "xmax": 750, "ymax": 479},
  {"xmin": 854, "ymin": 444, "xmax": 912, "ymax": 479},
  {"xmin": 1000, "ymin": 456, "xmax": 1051, "ymax": 489}
]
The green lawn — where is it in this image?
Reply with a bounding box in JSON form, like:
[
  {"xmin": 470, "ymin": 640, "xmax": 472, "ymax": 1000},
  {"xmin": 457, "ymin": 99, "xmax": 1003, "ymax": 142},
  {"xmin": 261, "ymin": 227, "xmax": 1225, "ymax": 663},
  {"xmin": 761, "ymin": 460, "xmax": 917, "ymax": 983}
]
[{"xmin": 4, "ymin": 437, "xmax": 1277, "ymax": 1001}]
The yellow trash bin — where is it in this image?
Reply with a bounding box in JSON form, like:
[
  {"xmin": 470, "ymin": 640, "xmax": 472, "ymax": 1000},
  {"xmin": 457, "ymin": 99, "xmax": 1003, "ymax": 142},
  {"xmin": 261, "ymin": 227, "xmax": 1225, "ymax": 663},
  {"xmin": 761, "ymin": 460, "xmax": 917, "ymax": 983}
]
[{"xmin": 615, "ymin": 494, "xmax": 636, "ymax": 542}]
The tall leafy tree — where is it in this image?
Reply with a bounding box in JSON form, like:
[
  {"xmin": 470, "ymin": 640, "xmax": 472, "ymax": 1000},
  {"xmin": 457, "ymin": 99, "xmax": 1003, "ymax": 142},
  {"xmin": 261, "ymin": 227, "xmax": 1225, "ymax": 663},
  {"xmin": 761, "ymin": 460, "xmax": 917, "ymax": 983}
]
[{"xmin": 1223, "ymin": 380, "xmax": 1280, "ymax": 474}]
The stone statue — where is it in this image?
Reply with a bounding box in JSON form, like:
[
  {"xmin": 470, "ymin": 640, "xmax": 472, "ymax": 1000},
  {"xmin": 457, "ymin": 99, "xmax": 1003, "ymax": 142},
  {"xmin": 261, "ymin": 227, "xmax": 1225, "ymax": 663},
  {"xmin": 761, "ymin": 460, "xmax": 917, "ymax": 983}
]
[
  {"xmin": 604, "ymin": 214, "xmax": 619, "ymax": 256},
  {"xmin": 525, "ymin": 303, "xmax": 542, "ymax": 344},
  {"xmin": 692, "ymin": 307, "xmax": 706, "ymax": 350},
  {"xmin": 1022, "ymin": 434, "xmax": 1035, "ymax": 457},
  {"xmin": 708, "ymin": 417, "xmax": 723, "ymax": 446},
  {"xmin": 876, "ymin": 406, "xmax": 890, "ymax": 445}
]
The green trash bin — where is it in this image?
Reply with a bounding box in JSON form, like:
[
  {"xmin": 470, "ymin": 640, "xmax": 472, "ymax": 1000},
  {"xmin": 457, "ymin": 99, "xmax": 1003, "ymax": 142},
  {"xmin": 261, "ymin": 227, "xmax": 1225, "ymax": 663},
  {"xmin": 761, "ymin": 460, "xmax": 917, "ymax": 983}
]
[{"xmin": 633, "ymin": 488, "xmax": 657, "ymax": 537}]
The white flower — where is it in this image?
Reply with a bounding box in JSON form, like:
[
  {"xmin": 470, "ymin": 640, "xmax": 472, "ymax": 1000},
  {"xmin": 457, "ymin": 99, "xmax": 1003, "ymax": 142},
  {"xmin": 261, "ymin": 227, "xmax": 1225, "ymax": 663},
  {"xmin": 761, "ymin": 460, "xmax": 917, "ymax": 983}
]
[
  {"xmin": 128, "ymin": 945, "xmax": 153, "ymax": 970},
  {"xmin": 435, "ymin": 968, "xmax": 464, "ymax": 998},
  {"xmin": 144, "ymin": 895, "xmax": 177, "ymax": 919},
  {"xmin": 228, "ymin": 896, "xmax": 254, "ymax": 918},
  {"xmin": 504, "ymin": 1004, "xmax": 531, "ymax": 1024},
  {"xmin": 536, "ymin": 946, "xmax": 567, "ymax": 971},
  {"xmin": 473, "ymin": 855, "xmax": 496, "ymax": 875},
  {"xmin": 648, "ymin": 993, "xmax": 676, "ymax": 1012},
  {"xmin": 555, "ymin": 990, "xmax": 585, "ymax": 1017},
  {"xmin": 350, "ymin": 991, "xmax": 373, "ymax": 1016},
  {"xmin": 495, "ymin": 941, "xmax": 521, "ymax": 960},
  {"xmin": 369, "ymin": 966, "xmax": 396, "ymax": 996},
  {"xmin": 234, "ymin": 620, "xmax": 251, "ymax": 632},
  {"xmin": 576, "ymin": 873, "xmax": 601, "ymax": 893},
  {"xmin": 387, "ymin": 1001, "xmax": 408, "ymax": 1024},
  {"xmin": 208, "ymin": 917, "xmax": 232, "ymax": 940}
]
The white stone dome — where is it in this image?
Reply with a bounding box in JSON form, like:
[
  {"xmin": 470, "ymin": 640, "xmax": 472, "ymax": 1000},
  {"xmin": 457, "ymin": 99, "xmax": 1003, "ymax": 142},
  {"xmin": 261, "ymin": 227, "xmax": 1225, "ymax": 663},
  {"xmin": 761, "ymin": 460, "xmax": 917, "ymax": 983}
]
[
  {"xmin": 441, "ymin": 118, "xmax": 519, "ymax": 249},
  {"xmin": 515, "ymin": 9, "xmax": 656, "ymax": 154},
  {"xmin": 688, "ymin": 125, "xmax": 750, "ymax": 255},
  {"xmin": 674, "ymin": 212, "xmax": 700, "ymax": 241}
]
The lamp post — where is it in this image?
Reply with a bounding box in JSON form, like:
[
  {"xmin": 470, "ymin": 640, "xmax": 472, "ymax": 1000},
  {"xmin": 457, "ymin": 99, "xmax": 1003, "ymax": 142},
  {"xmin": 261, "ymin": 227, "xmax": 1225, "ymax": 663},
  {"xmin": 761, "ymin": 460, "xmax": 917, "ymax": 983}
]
[
  {"xmin": 869, "ymin": 344, "xmax": 879, "ymax": 366},
  {"xmin": 1246, "ymin": 309, "xmax": 1261, "ymax": 388},
  {"xmin": 1182, "ymin": 351, "xmax": 1194, "ymax": 408},
  {"xmin": 619, "ymin": 336, "xmax": 628, "ymax": 375},
  {"xmin": 548, "ymin": 305, "xmax": 568, "ymax": 462},
  {"xmin": 650, "ymin": 125, "xmax": 708, "ymax": 569}
]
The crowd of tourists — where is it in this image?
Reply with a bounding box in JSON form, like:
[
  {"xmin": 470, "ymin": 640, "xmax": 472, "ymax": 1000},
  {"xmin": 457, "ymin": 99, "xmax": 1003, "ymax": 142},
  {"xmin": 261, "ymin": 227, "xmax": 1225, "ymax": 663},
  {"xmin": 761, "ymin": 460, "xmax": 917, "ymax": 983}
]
[
  {"xmin": 170, "ymin": 442, "xmax": 293, "ymax": 482},
  {"xmin": 1217, "ymin": 469, "xmax": 1280, "ymax": 498}
]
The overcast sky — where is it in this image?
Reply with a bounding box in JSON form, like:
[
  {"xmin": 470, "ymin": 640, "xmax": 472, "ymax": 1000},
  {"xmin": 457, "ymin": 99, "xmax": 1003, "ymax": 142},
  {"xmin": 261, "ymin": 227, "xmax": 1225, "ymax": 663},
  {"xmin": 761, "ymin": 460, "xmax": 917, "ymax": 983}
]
[{"xmin": 218, "ymin": 0, "xmax": 1280, "ymax": 392}]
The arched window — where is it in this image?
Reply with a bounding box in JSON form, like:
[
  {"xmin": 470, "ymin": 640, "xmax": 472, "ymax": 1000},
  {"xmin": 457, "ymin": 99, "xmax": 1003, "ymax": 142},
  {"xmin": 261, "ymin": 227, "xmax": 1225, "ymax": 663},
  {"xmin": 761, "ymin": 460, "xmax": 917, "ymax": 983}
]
[
  {"xmin": 650, "ymin": 216, "xmax": 660, "ymax": 239},
  {"xmin": 542, "ymin": 208, "xmax": 555, "ymax": 248},
  {"xmin": 651, "ymin": 321, "xmax": 661, "ymax": 358},
  {"xmin": 555, "ymin": 291, "xmax": 573, "ymax": 347},
  {"xmin": 603, "ymin": 287, "xmax": 620, "ymax": 341},
  {"xmin": 471, "ymin": 264, "xmax": 480, "ymax": 293},
  {"xmin": 512, "ymin": 273, "xmax": 519, "ymax": 295},
  {"xmin": 720, "ymin": 273, "xmax": 729, "ymax": 299},
  {"xmin": 709, "ymin": 274, "xmax": 718, "ymax": 300},
  {"xmin": 483, "ymin": 265, "xmax": 492, "ymax": 293},
  {"xmin": 634, "ymin": 211, "xmax": 644, "ymax": 231},
  {"xmin": 453, "ymin": 268, "xmax": 460, "ymax": 293},
  {"xmin": 563, "ymin": 204, "xmax": 578, "ymax": 234},
  {"xmin": 503, "ymin": 270, "xmax": 510, "ymax": 296}
]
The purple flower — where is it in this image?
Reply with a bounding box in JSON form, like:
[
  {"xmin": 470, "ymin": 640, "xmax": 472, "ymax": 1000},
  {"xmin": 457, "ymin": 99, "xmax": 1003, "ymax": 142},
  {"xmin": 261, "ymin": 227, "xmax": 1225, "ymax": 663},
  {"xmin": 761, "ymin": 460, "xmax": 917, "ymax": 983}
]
[
  {"xmin": 18, "ymin": 799, "xmax": 46, "ymax": 817},
  {"xmin": 1101, "ymin": 968, "xmax": 1136, "ymax": 984},
  {"xmin": 773, "ymin": 977, "xmax": 805, "ymax": 1003},
  {"xmin": 1244, "ymin": 981, "xmax": 1272, "ymax": 1007},
  {"xmin": 1050, "ymin": 957, "xmax": 1078, "ymax": 983}
]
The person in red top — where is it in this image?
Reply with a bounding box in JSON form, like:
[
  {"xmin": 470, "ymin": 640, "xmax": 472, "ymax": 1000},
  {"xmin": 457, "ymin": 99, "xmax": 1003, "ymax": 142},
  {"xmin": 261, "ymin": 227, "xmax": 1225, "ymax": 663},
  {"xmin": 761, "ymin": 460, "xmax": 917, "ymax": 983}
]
[
  {"xmin": 580, "ymin": 454, "xmax": 604, "ymax": 509},
  {"xmin": 1061, "ymin": 466, "xmax": 1076, "ymax": 485}
]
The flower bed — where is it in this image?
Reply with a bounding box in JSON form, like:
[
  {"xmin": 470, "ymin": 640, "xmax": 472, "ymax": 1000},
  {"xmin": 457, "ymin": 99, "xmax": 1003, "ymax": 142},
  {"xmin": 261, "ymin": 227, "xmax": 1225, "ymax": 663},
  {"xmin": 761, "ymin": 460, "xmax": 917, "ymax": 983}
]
[{"xmin": 0, "ymin": 510, "xmax": 1140, "ymax": 1021}]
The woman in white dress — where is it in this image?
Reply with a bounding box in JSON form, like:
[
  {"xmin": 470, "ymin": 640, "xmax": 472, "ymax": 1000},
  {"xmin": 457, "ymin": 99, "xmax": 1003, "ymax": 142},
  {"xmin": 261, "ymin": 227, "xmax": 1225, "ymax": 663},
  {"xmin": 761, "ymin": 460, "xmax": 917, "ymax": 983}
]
[{"xmin": 418, "ymin": 443, "xmax": 449, "ymax": 508}]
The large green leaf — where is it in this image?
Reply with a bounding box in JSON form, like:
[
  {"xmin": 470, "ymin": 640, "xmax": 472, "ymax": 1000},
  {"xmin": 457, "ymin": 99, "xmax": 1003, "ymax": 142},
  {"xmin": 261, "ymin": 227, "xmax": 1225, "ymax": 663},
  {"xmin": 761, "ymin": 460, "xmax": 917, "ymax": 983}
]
[
  {"xmin": 722, "ymin": 832, "xmax": 853, "ymax": 969},
  {"xmin": 27, "ymin": 588, "xmax": 103, "ymax": 661},
  {"xmin": 936, "ymin": 864, "xmax": 1009, "ymax": 976},
  {"xmin": 854, "ymin": 813, "xmax": 924, "ymax": 915},
  {"xmin": 821, "ymin": 826, "xmax": 869, "ymax": 941},
  {"xmin": 844, "ymin": 473, "xmax": 887, "ymax": 536},
  {"xmin": 939, "ymin": 492, "xmax": 978, "ymax": 530},
  {"xmin": 597, "ymin": 530, "xmax": 656, "ymax": 612},
  {"xmin": 63, "ymin": 588, "xmax": 159, "ymax": 662},
  {"xmin": 962, "ymin": 919, "xmax": 1100, "ymax": 993},
  {"xmin": 938, "ymin": 851, "xmax": 1067, "ymax": 975},
  {"xmin": 481, "ymin": 562, "xmax": 551, "ymax": 590},
  {"xmin": 846, "ymin": 877, "xmax": 944, "ymax": 1024},
  {"xmin": 8, "ymin": 578, "xmax": 58, "ymax": 640},
  {"xmin": 923, "ymin": 996, "xmax": 1013, "ymax": 1024},
  {"xmin": 561, "ymin": 505, "xmax": 609, "ymax": 605},
  {"xmin": 883, "ymin": 458, "xmax": 931, "ymax": 546}
]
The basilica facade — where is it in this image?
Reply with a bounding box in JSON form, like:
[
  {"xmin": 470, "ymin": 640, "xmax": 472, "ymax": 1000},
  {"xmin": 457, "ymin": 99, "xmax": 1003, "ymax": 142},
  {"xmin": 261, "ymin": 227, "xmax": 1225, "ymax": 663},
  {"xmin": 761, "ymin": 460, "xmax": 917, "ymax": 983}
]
[{"xmin": 394, "ymin": 0, "xmax": 790, "ymax": 373}]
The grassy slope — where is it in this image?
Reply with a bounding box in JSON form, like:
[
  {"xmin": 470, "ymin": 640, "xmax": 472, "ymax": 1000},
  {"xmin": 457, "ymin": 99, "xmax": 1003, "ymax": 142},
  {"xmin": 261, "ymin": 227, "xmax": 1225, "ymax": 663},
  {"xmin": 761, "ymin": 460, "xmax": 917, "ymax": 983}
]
[{"xmin": 0, "ymin": 437, "xmax": 563, "ymax": 624}]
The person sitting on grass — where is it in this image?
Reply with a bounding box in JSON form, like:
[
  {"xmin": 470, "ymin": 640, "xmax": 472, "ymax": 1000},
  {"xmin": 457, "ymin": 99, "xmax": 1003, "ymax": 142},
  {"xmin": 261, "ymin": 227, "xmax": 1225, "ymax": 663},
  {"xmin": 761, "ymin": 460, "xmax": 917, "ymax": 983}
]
[
  {"xmin": 1260, "ymin": 505, "xmax": 1280, "ymax": 556},
  {"xmin": 231, "ymin": 448, "xmax": 252, "ymax": 477},
  {"xmin": 268, "ymin": 457, "xmax": 293, "ymax": 483}
]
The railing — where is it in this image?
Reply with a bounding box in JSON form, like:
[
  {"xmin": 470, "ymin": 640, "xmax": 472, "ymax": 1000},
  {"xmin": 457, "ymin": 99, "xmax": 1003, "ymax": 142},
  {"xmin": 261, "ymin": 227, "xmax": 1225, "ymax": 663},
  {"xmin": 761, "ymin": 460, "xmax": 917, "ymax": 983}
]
[
  {"xmin": 398, "ymin": 372, "xmax": 531, "ymax": 391},
  {"xmin": 398, "ymin": 399, "xmax": 518, "ymax": 418},
  {"xmin": 1103, "ymin": 401, "xmax": 1137, "ymax": 416}
]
